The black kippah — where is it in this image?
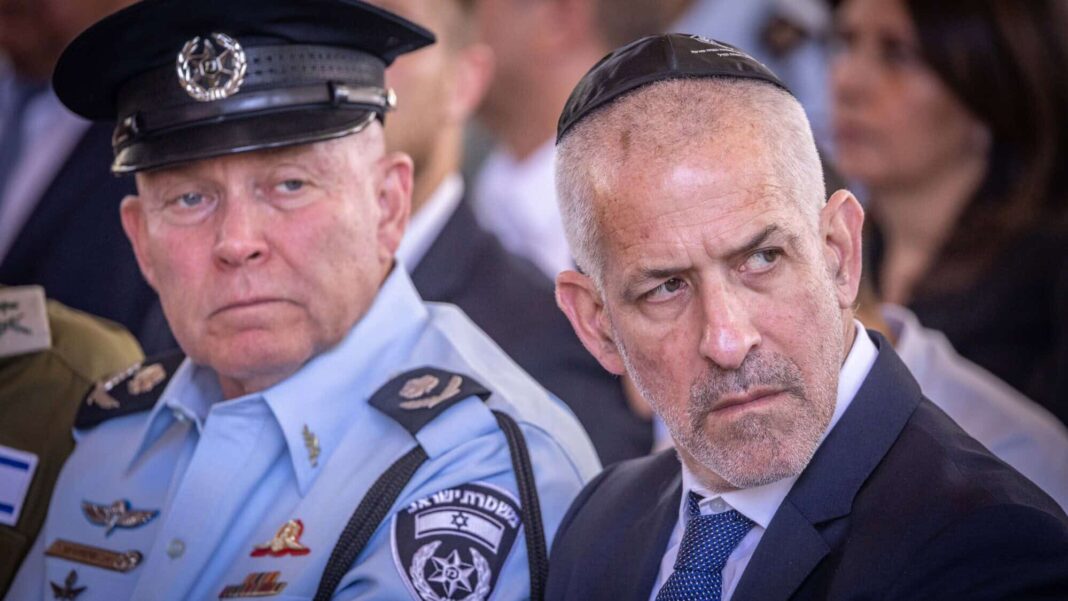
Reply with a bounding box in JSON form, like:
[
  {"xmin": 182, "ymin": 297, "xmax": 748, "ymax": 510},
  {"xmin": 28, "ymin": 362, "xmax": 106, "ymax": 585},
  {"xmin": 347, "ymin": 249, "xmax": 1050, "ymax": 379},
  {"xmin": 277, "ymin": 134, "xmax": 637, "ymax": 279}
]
[{"xmin": 557, "ymin": 34, "xmax": 793, "ymax": 142}]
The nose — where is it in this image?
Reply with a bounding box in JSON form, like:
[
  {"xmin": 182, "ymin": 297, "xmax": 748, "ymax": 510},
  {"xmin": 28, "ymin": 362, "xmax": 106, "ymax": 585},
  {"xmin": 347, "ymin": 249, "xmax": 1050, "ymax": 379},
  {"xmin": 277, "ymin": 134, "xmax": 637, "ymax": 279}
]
[
  {"xmin": 697, "ymin": 279, "xmax": 760, "ymax": 371},
  {"xmin": 212, "ymin": 195, "xmax": 268, "ymax": 269},
  {"xmin": 830, "ymin": 43, "xmax": 870, "ymax": 109}
]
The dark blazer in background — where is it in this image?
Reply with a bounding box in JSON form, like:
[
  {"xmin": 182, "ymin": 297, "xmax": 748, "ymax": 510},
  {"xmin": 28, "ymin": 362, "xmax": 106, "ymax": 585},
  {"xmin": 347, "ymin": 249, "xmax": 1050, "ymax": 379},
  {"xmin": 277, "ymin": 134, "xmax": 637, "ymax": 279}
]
[
  {"xmin": 411, "ymin": 199, "xmax": 652, "ymax": 465},
  {"xmin": 0, "ymin": 123, "xmax": 174, "ymax": 354},
  {"xmin": 547, "ymin": 333, "xmax": 1068, "ymax": 600}
]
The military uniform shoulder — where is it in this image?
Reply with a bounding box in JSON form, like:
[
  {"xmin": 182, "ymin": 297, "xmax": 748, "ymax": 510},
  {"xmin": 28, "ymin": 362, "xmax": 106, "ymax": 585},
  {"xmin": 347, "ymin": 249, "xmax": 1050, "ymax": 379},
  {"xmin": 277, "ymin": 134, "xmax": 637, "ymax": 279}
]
[
  {"xmin": 46, "ymin": 299, "xmax": 144, "ymax": 383},
  {"xmin": 369, "ymin": 367, "xmax": 491, "ymax": 436},
  {"xmin": 75, "ymin": 350, "xmax": 186, "ymax": 431}
]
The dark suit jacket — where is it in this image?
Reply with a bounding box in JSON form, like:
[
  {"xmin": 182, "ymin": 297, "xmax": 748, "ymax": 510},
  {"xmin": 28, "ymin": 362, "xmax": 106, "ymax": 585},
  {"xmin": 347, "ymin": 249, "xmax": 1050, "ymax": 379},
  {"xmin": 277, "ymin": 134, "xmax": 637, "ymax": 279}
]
[
  {"xmin": 547, "ymin": 333, "xmax": 1068, "ymax": 600},
  {"xmin": 411, "ymin": 200, "xmax": 652, "ymax": 465},
  {"xmin": 0, "ymin": 123, "xmax": 174, "ymax": 354}
]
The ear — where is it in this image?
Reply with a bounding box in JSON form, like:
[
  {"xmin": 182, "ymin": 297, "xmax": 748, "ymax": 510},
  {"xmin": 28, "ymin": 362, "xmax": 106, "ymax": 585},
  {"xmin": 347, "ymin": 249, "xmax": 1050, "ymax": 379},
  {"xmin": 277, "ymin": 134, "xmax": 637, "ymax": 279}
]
[
  {"xmin": 447, "ymin": 42, "xmax": 495, "ymax": 123},
  {"xmin": 375, "ymin": 151, "xmax": 414, "ymax": 264},
  {"xmin": 819, "ymin": 189, "xmax": 865, "ymax": 310},
  {"xmin": 119, "ymin": 194, "xmax": 159, "ymax": 291},
  {"xmin": 556, "ymin": 270, "xmax": 626, "ymax": 376}
]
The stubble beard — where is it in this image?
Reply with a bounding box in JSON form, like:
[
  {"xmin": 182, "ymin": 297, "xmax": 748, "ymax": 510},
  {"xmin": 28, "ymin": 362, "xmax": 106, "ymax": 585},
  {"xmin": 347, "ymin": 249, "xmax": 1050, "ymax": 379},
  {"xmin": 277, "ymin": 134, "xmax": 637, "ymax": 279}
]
[{"xmin": 616, "ymin": 312, "xmax": 842, "ymax": 491}]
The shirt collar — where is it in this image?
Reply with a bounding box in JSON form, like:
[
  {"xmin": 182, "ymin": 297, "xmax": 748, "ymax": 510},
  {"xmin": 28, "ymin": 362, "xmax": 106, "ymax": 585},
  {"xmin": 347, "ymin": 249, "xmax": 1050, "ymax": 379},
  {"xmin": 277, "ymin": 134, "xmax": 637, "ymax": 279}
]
[
  {"xmin": 679, "ymin": 320, "xmax": 878, "ymax": 527},
  {"xmin": 395, "ymin": 174, "xmax": 463, "ymax": 271},
  {"xmin": 126, "ymin": 267, "xmax": 431, "ymax": 495}
]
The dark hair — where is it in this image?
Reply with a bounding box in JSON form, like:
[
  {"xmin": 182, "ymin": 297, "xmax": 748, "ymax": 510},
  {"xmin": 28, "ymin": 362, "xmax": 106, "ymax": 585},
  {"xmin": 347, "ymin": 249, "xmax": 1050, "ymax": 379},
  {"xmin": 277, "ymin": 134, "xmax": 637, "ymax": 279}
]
[{"xmin": 903, "ymin": 0, "xmax": 1068, "ymax": 282}]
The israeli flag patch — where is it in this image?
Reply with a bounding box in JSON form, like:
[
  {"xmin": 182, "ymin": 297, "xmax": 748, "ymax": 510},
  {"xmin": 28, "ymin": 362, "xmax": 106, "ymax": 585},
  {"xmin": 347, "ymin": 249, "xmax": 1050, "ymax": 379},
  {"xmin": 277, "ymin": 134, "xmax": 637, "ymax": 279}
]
[
  {"xmin": 0, "ymin": 444, "xmax": 39, "ymax": 526},
  {"xmin": 393, "ymin": 482, "xmax": 522, "ymax": 601}
]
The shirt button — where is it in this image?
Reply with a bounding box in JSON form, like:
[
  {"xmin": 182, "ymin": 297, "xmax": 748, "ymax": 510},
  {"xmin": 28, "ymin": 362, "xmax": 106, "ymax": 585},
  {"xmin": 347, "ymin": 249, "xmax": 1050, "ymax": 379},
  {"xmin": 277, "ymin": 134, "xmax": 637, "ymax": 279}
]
[{"xmin": 167, "ymin": 539, "xmax": 185, "ymax": 558}]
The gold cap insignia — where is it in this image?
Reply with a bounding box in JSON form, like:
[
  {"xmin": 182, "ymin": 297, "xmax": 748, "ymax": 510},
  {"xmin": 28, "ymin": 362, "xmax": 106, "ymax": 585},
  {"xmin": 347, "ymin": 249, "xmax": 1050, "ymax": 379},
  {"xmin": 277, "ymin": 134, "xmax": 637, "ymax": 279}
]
[
  {"xmin": 128, "ymin": 363, "xmax": 166, "ymax": 395},
  {"xmin": 399, "ymin": 375, "xmax": 463, "ymax": 411},
  {"xmin": 177, "ymin": 32, "xmax": 247, "ymax": 102}
]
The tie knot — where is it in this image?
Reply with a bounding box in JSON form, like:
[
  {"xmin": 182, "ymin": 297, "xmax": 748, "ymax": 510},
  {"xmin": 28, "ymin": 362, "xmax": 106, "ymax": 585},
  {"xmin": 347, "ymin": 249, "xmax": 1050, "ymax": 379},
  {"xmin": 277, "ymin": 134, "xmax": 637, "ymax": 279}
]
[{"xmin": 674, "ymin": 492, "xmax": 755, "ymax": 573}]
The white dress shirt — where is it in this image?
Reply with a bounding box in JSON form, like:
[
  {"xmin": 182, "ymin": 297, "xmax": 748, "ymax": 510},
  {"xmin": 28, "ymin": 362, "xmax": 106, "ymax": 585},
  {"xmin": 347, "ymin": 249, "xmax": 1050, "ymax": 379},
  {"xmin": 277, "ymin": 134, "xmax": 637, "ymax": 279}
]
[
  {"xmin": 650, "ymin": 321, "xmax": 878, "ymax": 600},
  {"xmin": 882, "ymin": 303, "xmax": 1068, "ymax": 511},
  {"xmin": 471, "ymin": 140, "xmax": 573, "ymax": 279},
  {"xmin": 0, "ymin": 77, "xmax": 90, "ymax": 262},
  {"xmin": 394, "ymin": 173, "xmax": 463, "ymax": 272}
]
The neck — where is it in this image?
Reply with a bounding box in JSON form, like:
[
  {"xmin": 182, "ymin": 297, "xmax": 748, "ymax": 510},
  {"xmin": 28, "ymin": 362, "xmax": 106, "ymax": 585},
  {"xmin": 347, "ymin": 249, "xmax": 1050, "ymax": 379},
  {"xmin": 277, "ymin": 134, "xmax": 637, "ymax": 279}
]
[
  {"xmin": 677, "ymin": 446, "xmax": 739, "ymax": 495},
  {"xmin": 869, "ymin": 155, "xmax": 987, "ymax": 303}
]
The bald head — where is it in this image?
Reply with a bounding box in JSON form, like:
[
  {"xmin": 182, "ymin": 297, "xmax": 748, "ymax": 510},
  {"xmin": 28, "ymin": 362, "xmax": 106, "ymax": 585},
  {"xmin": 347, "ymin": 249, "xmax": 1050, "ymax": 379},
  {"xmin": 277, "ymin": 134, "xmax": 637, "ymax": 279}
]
[{"xmin": 556, "ymin": 78, "xmax": 825, "ymax": 287}]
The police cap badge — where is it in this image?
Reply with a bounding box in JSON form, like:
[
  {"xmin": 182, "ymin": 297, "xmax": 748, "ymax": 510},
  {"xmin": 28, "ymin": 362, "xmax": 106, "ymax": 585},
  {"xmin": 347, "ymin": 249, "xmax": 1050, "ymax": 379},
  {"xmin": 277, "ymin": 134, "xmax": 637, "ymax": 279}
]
[{"xmin": 52, "ymin": 0, "xmax": 434, "ymax": 174}]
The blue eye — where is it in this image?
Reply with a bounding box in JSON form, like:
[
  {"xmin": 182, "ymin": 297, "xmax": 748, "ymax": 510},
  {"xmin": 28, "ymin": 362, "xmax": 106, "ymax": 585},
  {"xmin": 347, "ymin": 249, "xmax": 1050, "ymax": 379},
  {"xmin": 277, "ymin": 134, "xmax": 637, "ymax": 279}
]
[
  {"xmin": 277, "ymin": 179, "xmax": 304, "ymax": 193},
  {"xmin": 175, "ymin": 192, "xmax": 204, "ymax": 208}
]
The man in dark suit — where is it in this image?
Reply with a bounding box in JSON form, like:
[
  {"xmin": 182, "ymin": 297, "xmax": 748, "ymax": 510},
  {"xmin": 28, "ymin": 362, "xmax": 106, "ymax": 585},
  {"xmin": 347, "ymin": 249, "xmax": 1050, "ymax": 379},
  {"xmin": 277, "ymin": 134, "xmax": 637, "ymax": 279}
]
[
  {"xmin": 368, "ymin": 0, "xmax": 651, "ymax": 464},
  {"xmin": 0, "ymin": 0, "xmax": 172, "ymax": 354},
  {"xmin": 547, "ymin": 34, "xmax": 1068, "ymax": 600}
]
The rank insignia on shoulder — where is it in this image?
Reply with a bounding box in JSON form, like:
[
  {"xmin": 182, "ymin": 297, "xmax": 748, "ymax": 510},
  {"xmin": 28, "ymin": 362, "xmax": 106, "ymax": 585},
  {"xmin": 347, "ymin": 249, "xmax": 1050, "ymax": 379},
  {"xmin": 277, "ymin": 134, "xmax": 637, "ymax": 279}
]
[
  {"xmin": 393, "ymin": 482, "xmax": 521, "ymax": 601},
  {"xmin": 219, "ymin": 571, "xmax": 287, "ymax": 598},
  {"xmin": 82, "ymin": 499, "xmax": 159, "ymax": 536},
  {"xmin": 77, "ymin": 351, "xmax": 185, "ymax": 430},
  {"xmin": 370, "ymin": 368, "xmax": 491, "ymax": 437},
  {"xmin": 250, "ymin": 519, "xmax": 311, "ymax": 557},
  {"xmin": 50, "ymin": 569, "xmax": 87, "ymax": 600}
]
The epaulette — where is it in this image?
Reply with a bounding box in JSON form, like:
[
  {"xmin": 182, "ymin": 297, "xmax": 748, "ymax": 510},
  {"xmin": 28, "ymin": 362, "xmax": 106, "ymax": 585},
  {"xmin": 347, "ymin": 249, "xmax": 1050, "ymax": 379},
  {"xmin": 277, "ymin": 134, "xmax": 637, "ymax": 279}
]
[
  {"xmin": 369, "ymin": 367, "xmax": 491, "ymax": 436},
  {"xmin": 75, "ymin": 350, "xmax": 186, "ymax": 430}
]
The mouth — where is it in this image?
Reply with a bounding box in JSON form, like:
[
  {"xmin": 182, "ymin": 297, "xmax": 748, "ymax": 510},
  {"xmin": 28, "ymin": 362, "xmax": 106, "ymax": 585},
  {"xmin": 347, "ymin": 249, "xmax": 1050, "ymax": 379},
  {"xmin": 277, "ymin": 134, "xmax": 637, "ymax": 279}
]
[
  {"xmin": 211, "ymin": 297, "xmax": 289, "ymax": 317},
  {"xmin": 710, "ymin": 388, "xmax": 786, "ymax": 414}
]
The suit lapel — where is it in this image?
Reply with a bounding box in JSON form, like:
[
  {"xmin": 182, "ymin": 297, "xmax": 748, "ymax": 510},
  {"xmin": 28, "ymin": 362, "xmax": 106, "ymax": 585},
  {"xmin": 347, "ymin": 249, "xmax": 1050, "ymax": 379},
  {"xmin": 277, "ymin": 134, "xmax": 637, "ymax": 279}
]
[
  {"xmin": 624, "ymin": 468, "xmax": 682, "ymax": 600},
  {"xmin": 409, "ymin": 198, "xmax": 483, "ymax": 301},
  {"xmin": 733, "ymin": 332, "xmax": 924, "ymax": 601},
  {"xmin": 0, "ymin": 123, "xmax": 112, "ymax": 278}
]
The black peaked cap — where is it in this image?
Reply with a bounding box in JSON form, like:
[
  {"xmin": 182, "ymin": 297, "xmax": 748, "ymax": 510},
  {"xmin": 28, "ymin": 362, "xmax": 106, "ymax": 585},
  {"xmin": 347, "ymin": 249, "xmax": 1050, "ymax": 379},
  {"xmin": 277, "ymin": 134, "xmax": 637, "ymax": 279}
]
[{"xmin": 54, "ymin": 0, "xmax": 434, "ymax": 173}]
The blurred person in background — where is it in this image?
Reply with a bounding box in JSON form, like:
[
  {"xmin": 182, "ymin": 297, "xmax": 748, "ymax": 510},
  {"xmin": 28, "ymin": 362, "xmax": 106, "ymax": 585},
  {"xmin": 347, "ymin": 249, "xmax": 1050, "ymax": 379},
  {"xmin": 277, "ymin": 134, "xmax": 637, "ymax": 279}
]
[
  {"xmin": 0, "ymin": 286, "xmax": 142, "ymax": 594},
  {"xmin": 370, "ymin": 0, "xmax": 651, "ymax": 463},
  {"xmin": 470, "ymin": 0, "xmax": 687, "ymax": 279},
  {"xmin": 0, "ymin": 0, "xmax": 175, "ymax": 354},
  {"xmin": 670, "ymin": 0, "xmax": 834, "ymax": 149},
  {"xmin": 830, "ymin": 0, "xmax": 1068, "ymax": 422}
]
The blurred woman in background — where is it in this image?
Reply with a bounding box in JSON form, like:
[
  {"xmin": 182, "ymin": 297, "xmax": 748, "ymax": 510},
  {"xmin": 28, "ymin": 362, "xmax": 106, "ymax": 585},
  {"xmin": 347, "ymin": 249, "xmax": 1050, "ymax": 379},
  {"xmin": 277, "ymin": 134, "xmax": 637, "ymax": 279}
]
[{"xmin": 830, "ymin": 0, "xmax": 1068, "ymax": 422}]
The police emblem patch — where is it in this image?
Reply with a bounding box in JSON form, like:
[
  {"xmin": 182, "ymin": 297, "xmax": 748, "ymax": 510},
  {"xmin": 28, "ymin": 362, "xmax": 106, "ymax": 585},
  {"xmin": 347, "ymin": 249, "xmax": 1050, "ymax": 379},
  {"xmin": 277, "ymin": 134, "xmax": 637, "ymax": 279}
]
[{"xmin": 393, "ymin": 483, "xmax": 521, "ymax": 601}]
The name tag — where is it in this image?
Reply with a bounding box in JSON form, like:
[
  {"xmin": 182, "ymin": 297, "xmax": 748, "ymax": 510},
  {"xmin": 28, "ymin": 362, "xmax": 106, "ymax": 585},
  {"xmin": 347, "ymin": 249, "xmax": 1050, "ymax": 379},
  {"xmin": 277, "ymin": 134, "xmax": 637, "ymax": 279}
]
[{"xmin": 0, "ymin": 444, "xmax": 39, "ymax": 526}]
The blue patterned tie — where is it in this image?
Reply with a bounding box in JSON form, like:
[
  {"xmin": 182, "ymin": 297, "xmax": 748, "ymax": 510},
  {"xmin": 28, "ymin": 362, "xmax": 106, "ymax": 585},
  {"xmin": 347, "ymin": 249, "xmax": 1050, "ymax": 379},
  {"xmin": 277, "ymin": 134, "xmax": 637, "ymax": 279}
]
[{"xmin": 655, "ymin": 492, "xmax": 755, "ymax": 601}]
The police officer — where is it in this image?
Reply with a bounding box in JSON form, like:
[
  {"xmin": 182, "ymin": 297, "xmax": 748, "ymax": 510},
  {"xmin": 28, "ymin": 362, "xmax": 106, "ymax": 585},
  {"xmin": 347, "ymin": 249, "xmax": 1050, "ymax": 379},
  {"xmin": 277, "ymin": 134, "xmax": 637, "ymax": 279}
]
[
  {"xmin": 0, "ymin": 286, "xmax": 143, "ymax": 593},
  {"xmin": 5, "ymin": 1, "xmax": 600, "ymax": 599}
]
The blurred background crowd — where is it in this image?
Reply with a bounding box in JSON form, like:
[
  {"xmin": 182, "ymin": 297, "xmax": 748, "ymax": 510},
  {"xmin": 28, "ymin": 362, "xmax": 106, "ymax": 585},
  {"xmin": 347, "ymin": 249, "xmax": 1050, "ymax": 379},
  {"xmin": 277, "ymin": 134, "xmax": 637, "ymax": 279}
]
[{"xmin": 1, "ymin": 0, "xmax": 1067, "ymax": 588}]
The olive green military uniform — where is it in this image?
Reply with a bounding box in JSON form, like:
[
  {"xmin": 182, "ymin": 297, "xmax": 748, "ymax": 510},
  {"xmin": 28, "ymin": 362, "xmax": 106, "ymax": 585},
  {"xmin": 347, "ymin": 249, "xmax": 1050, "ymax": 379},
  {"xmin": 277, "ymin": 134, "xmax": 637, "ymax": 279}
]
[{"xmin": 0, "ymin": 287, "xmax": 143, "ymax": 593}]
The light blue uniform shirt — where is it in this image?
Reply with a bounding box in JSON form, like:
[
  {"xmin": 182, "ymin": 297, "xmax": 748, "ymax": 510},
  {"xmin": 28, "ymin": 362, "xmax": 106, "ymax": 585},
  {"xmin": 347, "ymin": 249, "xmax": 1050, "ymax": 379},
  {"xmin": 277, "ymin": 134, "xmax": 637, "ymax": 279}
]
[{"xmin": 7, "ymin": 267, "xmax": 600, "ymax": 600}]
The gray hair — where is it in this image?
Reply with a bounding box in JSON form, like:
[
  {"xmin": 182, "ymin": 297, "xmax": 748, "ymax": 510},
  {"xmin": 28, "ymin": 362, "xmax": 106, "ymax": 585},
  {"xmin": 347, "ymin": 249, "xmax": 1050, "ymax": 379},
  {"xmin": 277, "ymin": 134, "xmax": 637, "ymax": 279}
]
[{"xmin": 555, "ymin": 78, "xmax": 825, "ymax": 288}]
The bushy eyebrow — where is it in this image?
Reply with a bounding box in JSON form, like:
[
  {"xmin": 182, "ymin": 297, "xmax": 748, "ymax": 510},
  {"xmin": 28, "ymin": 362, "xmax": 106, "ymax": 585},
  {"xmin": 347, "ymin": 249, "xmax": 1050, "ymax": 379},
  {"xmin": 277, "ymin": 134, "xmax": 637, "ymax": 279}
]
[{"xmin": 620, "ymin": 224, "xmax": 798, "ymax": 300}]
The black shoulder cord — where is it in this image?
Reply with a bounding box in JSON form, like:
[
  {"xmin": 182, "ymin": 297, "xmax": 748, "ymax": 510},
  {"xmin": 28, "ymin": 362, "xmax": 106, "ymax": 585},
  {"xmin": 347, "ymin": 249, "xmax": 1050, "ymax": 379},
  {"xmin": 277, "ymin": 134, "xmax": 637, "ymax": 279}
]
[
  {"xmin": 313, "ymin": 446, "xmax": 428, "ymax": 601},
  {"xmin": 493, "ymin": 410, "xmax": 548, "ymax": 601},
  {"xmin": 313, "ymin": 415, "xmax": 547, "ymax": 601}
]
